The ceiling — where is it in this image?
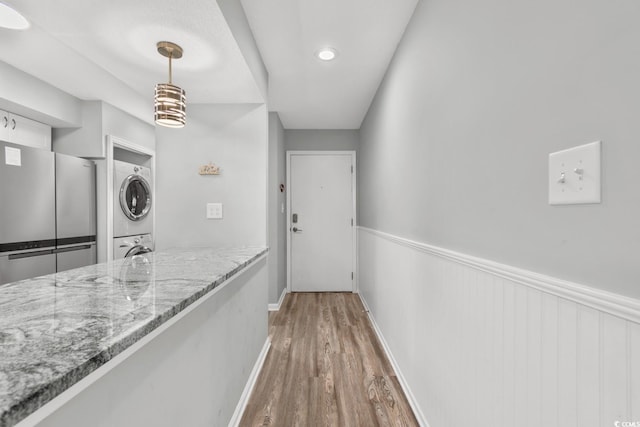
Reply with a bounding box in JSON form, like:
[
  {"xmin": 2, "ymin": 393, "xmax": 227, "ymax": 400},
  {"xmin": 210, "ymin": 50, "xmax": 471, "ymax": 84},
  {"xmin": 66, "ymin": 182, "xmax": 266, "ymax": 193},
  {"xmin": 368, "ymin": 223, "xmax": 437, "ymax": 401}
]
[
  {"xmin": 1, "ymin": 0, "xmax": 263, "ymax": 126},
  {"xmin": 2, "ymin": 0, "xmax": 417, "ymax": 130},
  {"xmin": 241, "ymin": 0, "xmax": 418, "ymax": 129}
]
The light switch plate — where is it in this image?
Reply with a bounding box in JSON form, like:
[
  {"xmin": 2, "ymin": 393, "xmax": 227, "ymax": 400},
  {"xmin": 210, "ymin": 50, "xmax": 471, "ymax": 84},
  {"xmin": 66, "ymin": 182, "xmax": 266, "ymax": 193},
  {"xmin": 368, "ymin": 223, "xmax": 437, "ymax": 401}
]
[
  {"xmin": 206, "ymin": 203, "xmax": 223, "ymax": 219},
  {"xmin": 549, "ymin": 141, "xmax": 601, "ymax": 205}
]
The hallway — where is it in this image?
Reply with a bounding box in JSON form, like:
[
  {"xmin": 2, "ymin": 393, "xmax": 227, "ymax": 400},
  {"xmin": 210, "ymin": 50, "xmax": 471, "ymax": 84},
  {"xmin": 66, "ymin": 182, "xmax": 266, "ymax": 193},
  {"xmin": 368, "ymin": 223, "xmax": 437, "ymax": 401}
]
[{"xmin": 240, "ymin": 292, "xmax": 418, "ymax": 426}]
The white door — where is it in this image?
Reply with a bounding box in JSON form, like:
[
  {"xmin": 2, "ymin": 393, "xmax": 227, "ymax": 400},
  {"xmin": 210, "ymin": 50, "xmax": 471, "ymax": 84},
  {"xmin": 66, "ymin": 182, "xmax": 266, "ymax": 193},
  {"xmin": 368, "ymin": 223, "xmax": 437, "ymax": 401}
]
[{"xmin": 288, "ymin": 152, "xmax": 355, "ymax": 292}]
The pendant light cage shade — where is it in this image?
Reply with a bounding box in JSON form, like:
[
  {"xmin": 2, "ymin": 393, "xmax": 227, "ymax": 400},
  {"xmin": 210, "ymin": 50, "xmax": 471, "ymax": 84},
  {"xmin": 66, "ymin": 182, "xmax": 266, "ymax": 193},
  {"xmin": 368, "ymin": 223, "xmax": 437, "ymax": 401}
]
[
  {"xmin": 154, "ymin": 41, "xmax": 186, "ymax": 128},
  {"xmin": 154, "ymin": 83, "xmax": 186, "ymax": 128}
]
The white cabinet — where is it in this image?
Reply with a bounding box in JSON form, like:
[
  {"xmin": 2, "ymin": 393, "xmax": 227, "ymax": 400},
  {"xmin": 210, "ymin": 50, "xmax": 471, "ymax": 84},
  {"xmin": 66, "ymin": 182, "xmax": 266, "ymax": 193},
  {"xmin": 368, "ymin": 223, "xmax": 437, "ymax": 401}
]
[
  {"xmin": 0, "ymin": 109, "xmax": 9, "ymax": 142},
  {"xmin": 0, "ymin": 109, "xmax": 52, "ymax": 150}
]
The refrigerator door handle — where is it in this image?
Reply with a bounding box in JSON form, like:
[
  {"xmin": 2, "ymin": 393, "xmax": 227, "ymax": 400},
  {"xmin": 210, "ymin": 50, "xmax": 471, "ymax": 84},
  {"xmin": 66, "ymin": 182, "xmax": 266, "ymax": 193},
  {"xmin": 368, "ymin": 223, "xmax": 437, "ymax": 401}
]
[
  {"xmin": 8, "ymin": 249, "xmax": 54, "ymax": 260},
  {"xmin": 54, "ymin": 245, "xmax": 92, "ymax": 254}
]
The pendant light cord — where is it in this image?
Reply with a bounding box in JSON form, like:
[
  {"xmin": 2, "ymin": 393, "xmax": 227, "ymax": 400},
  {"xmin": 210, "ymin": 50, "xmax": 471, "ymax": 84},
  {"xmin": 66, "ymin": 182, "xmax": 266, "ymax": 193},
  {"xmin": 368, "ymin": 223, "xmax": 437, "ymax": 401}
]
[{"xmin": 168, "ymin": 51, "xmax": 173, "ymax": 84}]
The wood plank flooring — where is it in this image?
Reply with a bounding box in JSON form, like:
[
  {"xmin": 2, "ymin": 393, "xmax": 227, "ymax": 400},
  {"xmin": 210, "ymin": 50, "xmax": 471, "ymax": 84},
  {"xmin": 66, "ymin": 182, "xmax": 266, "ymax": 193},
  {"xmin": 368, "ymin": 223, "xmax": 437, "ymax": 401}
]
[{"xmin": 239, "ymin": 292, "xmax": 418, "ymax": 427}]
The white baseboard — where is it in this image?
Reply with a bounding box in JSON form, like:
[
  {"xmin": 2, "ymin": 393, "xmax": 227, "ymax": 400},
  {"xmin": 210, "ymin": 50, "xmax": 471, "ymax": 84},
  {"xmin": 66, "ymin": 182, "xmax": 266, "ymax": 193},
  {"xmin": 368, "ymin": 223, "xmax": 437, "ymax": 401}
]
[
  {"xmin": 359, "ymin": 295, "xmax": 430, "ymax": 427},
  {"xmin": 228, "ymin": 338, "xmax": 271, "ymax": 427},
  {"xmin": 268, "ymin": 288, "xmax": 287, "ymax": 311}
]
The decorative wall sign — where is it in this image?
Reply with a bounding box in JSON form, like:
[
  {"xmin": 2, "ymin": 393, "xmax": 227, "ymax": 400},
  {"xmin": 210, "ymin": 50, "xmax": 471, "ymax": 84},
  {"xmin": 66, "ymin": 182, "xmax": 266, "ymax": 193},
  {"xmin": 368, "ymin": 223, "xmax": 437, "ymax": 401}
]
[{"xmin": 199, "ymin": 163, "xmax": 220, "ymax": 175}]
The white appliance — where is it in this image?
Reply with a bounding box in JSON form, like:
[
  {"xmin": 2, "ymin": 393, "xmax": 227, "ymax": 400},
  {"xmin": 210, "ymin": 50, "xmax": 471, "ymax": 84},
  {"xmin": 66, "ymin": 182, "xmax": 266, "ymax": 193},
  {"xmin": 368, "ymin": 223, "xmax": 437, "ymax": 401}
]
[
  {"xmin": 113, "ymin": 160, "xmax": 153, "ymax": 238},
  {"xmin": 113, "ymin": 234, "xmax": 154, "ymax": 260}
]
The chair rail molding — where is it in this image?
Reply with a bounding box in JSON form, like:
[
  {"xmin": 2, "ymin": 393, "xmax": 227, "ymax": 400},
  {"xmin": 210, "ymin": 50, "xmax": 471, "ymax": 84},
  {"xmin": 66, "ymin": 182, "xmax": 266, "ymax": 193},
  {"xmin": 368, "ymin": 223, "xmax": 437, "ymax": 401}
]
[{"xmin": 358, "ymin": 226, "xmax": 640, "ymax": 323}]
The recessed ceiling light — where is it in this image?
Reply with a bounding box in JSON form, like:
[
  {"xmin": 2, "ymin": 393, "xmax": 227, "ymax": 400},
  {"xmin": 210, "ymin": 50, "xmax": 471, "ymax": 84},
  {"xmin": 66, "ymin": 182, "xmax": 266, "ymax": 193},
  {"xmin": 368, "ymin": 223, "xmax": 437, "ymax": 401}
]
[
  {"xmin": 0, "ymin": 2, "xmax": 29, "ymax": 30},
  {"xmin": 316, "ymin": 47, "xmax": 337, "ymax": 61}
]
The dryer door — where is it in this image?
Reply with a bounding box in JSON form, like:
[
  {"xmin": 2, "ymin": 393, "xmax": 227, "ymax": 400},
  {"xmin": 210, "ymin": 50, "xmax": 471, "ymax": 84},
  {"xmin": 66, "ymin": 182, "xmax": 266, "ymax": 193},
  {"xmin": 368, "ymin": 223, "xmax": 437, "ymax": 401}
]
[{"xmin": 119, "ymin": 175, "xmax": 152, "ymax": 221}]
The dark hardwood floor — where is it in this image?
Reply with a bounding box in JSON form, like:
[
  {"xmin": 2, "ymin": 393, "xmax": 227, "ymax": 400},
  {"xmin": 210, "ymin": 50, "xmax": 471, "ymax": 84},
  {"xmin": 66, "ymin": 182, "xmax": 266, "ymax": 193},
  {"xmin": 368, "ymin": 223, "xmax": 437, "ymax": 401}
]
[{"xmin": 239, "ymin": 292, "xmax": 418, "ymax": 427}]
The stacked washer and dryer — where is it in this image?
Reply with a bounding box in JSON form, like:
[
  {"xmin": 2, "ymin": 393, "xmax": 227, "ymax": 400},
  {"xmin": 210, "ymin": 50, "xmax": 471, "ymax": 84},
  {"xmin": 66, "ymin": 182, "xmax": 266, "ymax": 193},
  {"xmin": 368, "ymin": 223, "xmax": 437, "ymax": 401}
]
[{"xmin": 113, "ymin": 160, "xmax": 154, "ymax": 259}]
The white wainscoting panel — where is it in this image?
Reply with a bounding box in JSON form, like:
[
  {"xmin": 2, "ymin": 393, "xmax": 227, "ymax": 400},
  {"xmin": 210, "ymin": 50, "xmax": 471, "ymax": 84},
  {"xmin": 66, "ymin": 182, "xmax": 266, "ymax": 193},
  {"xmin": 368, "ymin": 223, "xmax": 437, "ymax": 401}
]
[
  {"xmin": 358, "ymin": 227, "xmax": 640, "ymax": 427},
  {"xmin": 632, "ymin": 322, "xmax": 640, "ymax": 419}
]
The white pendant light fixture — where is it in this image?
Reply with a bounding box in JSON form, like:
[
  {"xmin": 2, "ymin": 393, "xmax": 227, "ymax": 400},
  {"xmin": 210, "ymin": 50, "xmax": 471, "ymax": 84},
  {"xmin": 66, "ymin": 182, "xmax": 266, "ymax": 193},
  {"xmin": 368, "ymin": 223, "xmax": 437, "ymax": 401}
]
[
  {"xmin": 154, "ymin": 41, "xmax": 186, "ymax": 128},
  {"xmin": 0, "ymin": 2, "xmax": 29, "ymax": 30}
]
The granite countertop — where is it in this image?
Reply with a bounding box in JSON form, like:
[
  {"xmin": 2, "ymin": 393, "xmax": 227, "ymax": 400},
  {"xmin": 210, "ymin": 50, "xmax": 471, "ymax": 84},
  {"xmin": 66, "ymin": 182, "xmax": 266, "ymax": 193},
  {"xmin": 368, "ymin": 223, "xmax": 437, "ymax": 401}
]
[{"xmin": 0, "ymin": 246, "xmax": 268, "ymax": 427}]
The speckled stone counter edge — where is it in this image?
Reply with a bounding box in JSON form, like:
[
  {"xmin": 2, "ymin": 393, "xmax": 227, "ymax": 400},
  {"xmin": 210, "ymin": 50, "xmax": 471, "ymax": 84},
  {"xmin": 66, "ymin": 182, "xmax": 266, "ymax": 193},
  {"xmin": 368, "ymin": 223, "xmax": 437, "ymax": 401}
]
[{"xmin": 0, "ymin": 248, "xmax": 268, "ymax": 427}]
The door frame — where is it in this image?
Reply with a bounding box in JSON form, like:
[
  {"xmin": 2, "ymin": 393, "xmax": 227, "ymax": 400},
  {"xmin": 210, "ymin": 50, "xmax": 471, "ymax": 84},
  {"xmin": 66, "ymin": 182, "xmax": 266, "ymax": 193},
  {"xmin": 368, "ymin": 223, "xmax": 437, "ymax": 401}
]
[{"xmin": 286, "ymin": 150, "xmax": 357, "ymax": 293}]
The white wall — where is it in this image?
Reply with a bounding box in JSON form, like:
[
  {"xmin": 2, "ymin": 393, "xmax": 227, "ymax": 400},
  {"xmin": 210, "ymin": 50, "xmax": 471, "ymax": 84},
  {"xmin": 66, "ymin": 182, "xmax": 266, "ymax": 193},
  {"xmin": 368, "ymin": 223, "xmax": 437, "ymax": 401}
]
[
  {"xmin": 268, "ymin": 113, "xmax": 286, "ymax": 304},
  {"xmin": 102, "ymin": 103, "xmax": 156, "ymax": 153},
  {"xmin": 217, "ymin": 0, "xmax": 268, "ymax": 101},
  {"xmin": 359, "ymin": 0, "xmax": 640, "ymax": 298},
  {"xmin": 285, "ymin": 129, "xmax": 359, "ymax": 152},
  {"xmin": 155, "ymin": 103, "xmax": 267, "ymax": 250},
  {"xmin": 53, "ymin": 101, "xmax": 155, "ymax": 158},
  {"xmin": 0, "ymin": 61, "xmax": 81, "ymax": 128},
  {"xmin": 357, "ymin": 0, "xmax": 640, "ymax": 424},
  {"xmin": 359, "ymin": 228, "xmax": 640, "ymax": 427}
]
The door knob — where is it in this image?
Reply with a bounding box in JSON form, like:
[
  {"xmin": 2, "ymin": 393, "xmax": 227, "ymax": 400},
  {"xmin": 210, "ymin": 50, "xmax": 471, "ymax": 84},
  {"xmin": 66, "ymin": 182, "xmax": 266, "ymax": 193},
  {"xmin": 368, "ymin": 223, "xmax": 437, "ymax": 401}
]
[{"xmin": 292, "ymin": 227, "xmax": 303, "ymax": 233}]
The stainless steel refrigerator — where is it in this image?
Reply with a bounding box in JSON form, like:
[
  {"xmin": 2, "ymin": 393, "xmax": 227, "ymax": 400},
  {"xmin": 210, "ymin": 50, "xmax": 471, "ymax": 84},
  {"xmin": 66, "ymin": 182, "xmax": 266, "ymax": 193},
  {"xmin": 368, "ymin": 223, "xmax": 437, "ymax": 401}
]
[
  {"xmin": 0, "ymin": 141, "xmax": 96, "ymax": 285},
  {"xmin": 55, "ymin": 153, "xmax": 97, "ymax": 273},
  {"xmin": 0, "ymin": 141, "xmax": 56, "ymax": 284}
]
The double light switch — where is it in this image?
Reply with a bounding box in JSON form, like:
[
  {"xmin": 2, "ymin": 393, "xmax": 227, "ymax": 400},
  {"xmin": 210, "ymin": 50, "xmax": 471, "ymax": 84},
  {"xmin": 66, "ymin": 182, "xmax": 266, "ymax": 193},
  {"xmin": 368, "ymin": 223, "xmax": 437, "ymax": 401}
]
[{"xmin": 548, "ymin": 141, "xmax": 601, "ymax": 205}]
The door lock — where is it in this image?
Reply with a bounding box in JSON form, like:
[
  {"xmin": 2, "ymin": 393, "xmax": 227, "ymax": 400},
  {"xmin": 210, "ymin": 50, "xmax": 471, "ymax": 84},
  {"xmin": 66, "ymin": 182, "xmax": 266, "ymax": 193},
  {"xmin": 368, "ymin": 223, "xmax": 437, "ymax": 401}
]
[{"xmin": 292, "ymin": 227, "xmax": 303, "ymax": 233}]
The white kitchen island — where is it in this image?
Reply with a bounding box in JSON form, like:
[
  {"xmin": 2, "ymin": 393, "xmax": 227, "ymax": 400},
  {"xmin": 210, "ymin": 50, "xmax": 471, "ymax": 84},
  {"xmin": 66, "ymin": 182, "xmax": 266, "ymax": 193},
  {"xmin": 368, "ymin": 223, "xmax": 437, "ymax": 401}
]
[{"xmin": 0, "ymin": 247, "xmax": 269, "ymax": 427}]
